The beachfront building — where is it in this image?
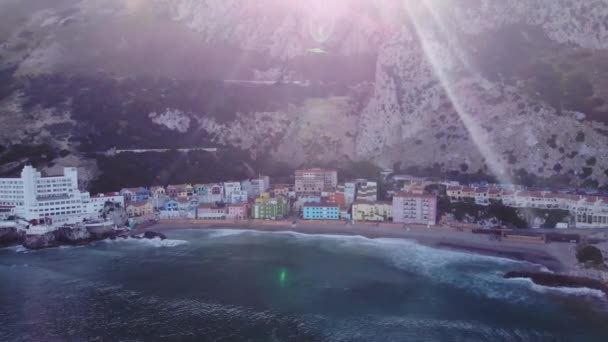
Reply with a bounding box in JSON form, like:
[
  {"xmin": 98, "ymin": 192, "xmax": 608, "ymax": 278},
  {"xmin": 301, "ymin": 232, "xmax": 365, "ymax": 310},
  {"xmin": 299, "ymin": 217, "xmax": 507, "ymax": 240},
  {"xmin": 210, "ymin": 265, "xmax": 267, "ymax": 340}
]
[
  {"xmin": 351, "ymin": 201, "xmax": 392, "ymax": 222},
  {"xmin": 241, "ymin": 176, "xmax": 270, "ymax": 198},
  {"xmin": 150, "ymin": 186, "xmax": 166, "ymax": 199},
  {"xmin": 323, "ymin": 191, "xmax": 346, "ymax": 208},
  {"xmin": 356, "ymin": 182, "xmax": 378, "ymax": 202},
  {"xmin": 228, "ymin": 203, "xmax": 249, "ymax": 219},
  {"xmin": 230, "ymin": 190, "xmax": 248, "ymax": 204},
  {"xmin": 295, "ymin": 168, "xmax": 338, "ymax": 194},
  {"xmin": 197, "ymin": 204, "xmax": 228, "ymax": 219},
  {"xmin": 126, "ymin": 201, "xmax": 154, "ymax": 217},
  {"xmin": 337, "ymin": 182, "xmax": 357, "ymax": 206},
  {"xmin": 159, "ymin": 199, "xmax": 179, "ymax": 219},
  {"xmin": 271, "ymin": 184, "xmax": 290, "ymax": 198},
  {"xmin": 0, "ymin": 165, "xmax": 105, "ymax": 225},
  {"xmin": 86, "ymin": 192, "xmax": 124, "ymax": 215},
  {"xmin": 302, "ymin": 203, "xmax": 340, "ymax": 220},
  {"xmin": 197, "ymin": 183, "xmax": 224, "ymax": 203},
  {"xmin": 293, "ymin": 195, "xmax": 321, "ymax": 213},
  {"xmin": 119, "ymin": 188, "xmax": 135, "ymax": 203},
  {"xmin": 251, "ymin": 196, "xmax": 289, "ymax": 219},
  {"xmin": 0, "ymin": 205, "xmax": 15, "ymax": 220},
  {"xmin": 120, "ymin": 187, "xmax": 150, "ymax": 203},
  {"xmin": 223, "ymin": 182, "xmax": 241, "ymax": 203},
  {"xmin": 392, "ymin": 192, "xmax": 437, "ymax": 225}
]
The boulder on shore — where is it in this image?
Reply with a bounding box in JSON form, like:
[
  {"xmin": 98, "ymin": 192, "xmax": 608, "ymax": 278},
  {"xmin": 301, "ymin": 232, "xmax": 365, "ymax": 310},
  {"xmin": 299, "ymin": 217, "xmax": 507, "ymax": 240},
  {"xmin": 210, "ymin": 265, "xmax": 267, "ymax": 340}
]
[
  {"xmin": 504, "ymin": 271, "xmax": 608, "ymax": 297},
  {"xmin": 136, "ymin": 231, "xmax": 167, "ymax": 240},
  {"xmin": 0, "ymin": 227, "xmax": 25, "ymax": 247},
  {"xmin": 23, "ymin": 231, "xmax": 58, "ymax": 250}
]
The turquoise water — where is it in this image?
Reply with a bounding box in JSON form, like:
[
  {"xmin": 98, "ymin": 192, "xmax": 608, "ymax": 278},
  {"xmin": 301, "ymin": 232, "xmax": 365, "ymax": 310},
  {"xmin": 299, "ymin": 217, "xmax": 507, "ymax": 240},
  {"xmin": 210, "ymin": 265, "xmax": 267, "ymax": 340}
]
[{"xmin": 1, "ymin": 229, "xmax": 607, "ymax": 341}]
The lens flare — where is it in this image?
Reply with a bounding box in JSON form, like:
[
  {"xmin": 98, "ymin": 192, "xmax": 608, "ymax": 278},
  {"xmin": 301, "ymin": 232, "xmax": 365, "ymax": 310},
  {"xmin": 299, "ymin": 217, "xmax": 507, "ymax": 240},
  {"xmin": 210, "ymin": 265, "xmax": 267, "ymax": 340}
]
[{"xmin": 279, "ymin": 268, "xmax": 288, "ymax": 287}]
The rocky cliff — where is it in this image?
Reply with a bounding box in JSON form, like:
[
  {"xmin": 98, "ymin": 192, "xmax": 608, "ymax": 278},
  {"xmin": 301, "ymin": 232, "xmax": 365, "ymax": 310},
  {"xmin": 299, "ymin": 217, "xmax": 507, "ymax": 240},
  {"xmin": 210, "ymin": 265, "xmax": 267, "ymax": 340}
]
[{"xmin": 1, "ymin": 0, "xmax": 608, "ymax": 190}]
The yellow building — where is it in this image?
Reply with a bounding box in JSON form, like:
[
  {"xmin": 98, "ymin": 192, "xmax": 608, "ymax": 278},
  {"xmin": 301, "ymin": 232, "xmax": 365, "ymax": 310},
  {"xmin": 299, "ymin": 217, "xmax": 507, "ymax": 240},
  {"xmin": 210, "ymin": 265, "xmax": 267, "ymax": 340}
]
[
  {"xmin": 127, "ymin": 201, "xmax": 155, "ymax": 217},
  {"xmin": 255, "ymin": 192, "xmax": 272, "ymax": 204},
  {"xmin": 352, "ymin": 201, "xmax": 392, "ymax": 222}
]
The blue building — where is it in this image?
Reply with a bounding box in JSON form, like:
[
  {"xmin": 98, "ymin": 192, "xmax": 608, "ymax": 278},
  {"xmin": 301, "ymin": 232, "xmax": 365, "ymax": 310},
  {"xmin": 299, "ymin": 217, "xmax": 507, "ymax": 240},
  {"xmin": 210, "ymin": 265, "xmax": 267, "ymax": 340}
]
[
  {"xmin": 163, "ymin": 199, "xmax": 179, "ymax": 211},
  {"xmin": 302, "ymin": 203, "xmax": 340, "ymax": 220},
  {"xmin": 134, "ymin": 187, "xmax": 151, "ymax": 202}
]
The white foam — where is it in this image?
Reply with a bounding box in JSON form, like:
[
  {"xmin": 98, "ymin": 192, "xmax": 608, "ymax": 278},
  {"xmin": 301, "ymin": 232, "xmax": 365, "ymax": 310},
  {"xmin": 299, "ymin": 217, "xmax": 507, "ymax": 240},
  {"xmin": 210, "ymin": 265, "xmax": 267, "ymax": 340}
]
[
  {"xmin": 206, "ymin": 229, "xmax": 250, "ymax": 238},
  {"xmin": 140, "ymin": 237, "xmax": 189, "ymax": 247},
  {"xmin": 101, "ymin": 237, "xmax": 188, "ymax": 247},
  {"xmin": 1, "ymin": 245, "xmax": 29, "ymax": 253},
  {"xmin": 509, "ymin": 277, "xmax": 606, "ymax": 299}
]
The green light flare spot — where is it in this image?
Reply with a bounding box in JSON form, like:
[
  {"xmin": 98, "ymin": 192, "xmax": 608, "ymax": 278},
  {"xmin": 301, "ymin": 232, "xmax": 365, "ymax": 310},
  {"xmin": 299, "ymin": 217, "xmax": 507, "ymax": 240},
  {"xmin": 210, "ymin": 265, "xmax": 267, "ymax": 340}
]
[{"xmin": 279, "ymin": 268, "xmax": 287, "ymax": 287}]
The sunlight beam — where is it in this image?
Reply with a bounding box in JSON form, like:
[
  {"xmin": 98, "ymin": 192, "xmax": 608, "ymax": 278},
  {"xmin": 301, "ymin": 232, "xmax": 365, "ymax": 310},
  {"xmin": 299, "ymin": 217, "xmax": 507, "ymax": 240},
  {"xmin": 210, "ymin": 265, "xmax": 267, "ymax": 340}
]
[{"xmin": 401, "ymin": 0, "xmax": 514, "ymax": 185}]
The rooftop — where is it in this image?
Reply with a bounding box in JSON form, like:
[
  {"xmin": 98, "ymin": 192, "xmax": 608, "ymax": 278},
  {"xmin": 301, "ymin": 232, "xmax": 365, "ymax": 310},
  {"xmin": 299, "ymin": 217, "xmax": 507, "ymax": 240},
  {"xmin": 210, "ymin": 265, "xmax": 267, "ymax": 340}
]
[
  {"xmin": 303, "ymin": 202, "xmax": 340, "ymax": 208},
  {"xmin": 394, "ymin": 192, "xmax": 436, "ymax": 199}
]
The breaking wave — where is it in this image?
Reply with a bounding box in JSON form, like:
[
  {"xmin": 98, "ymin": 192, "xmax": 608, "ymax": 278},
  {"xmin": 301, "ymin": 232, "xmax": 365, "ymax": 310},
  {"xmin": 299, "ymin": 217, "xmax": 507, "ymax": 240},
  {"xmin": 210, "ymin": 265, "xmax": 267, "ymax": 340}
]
[
  {"xmin": 102, "ymin": 237, "xmax": 188, "ymax": 247},
  {"xmin": 205, "ymin": 229, "xmax": 251, "ymax": 239},
  {"xmin": 509, "ymin": 277, "xmax": 606, "ymax": 299}
]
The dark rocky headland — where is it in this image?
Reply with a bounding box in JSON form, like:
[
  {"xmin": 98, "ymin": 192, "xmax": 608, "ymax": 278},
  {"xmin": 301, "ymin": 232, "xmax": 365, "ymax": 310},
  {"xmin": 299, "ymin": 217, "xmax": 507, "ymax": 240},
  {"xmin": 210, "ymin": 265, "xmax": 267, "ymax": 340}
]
[
  {"xmin": 504, "ymin": 271, "xmax": 608, "ymax": 297},
  {"xmin": 0, "ymin": 226, "xmax": 166, "ymax": 250}
]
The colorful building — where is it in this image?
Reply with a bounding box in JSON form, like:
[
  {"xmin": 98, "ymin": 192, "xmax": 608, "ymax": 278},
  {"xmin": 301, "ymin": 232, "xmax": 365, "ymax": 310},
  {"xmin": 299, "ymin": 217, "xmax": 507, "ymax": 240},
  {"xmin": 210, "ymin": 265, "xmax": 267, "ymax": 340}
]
[
  {"xmin": 302, "ymin": 203, "xmax": 340, "ymax": 220},
  {"xmin": 271, "ymin": 184, "xmax": 290, "ymax": 197},
  {"xmin": 87, "ymin": 192, "xmax": 124, "ymax": 215},
  {"xmin": 228, "ymin": 203, "xmax": 249, "ymax": 219},
  {"xmin": 351, "ymin": 201, "xmax": 392, "ymax": 222},
  {"xmin": 392, "ymin": 192, "xmax": 437, "ymax": 225},
  {"xmin": 197, "ymin": 204, "xmax": 228, "ymax": 219},
  {"xmin": 126, "ymin": 201, "xmax": 154, "ymax": 217},
  {"xmin": 223, "ymin": 182, "xmax": 241, "ymax": 203},
  {"xmin": 251, "ymin": 196, "xmax": 289, "ymax": 219},
  {"xmin": 197, "ymin": 183, "xmax": 224, "ymax": 203},
  {"xmin": 230, "ymin": 190, "xmax": 248, "ymax": 204},
  {"xmin": 150, "ymin": 186, "xmax": 166, "ymax": 199},
  {"xmin": 241, "ymin": 177, "xmax": 270, "ymax": 198},
  {"xmin": 323, "ymin": 191, "xmax": 346, "ymax": 208}
]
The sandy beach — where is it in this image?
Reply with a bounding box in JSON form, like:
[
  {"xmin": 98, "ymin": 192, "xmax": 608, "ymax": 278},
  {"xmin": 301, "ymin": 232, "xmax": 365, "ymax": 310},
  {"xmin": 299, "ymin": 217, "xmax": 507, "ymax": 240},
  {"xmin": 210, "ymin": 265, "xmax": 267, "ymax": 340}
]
[{"xmin": 145, "ymin": 220, "xmax": 573, "ymax": 272}]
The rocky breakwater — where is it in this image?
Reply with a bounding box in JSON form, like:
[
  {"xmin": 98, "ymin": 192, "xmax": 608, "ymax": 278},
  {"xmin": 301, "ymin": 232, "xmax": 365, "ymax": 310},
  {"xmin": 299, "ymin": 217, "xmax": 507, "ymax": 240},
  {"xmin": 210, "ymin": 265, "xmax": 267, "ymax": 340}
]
[
  {"xmin": 0, "ymin": 227, "xmax": 26, "ymax": 248},
  {"xmin": 1, "ymin": 226, "xmax": 167, "ymax": 250},
  {"xmin": 504, "ymin": 271, "xmax": 608, "ymax": 297}
]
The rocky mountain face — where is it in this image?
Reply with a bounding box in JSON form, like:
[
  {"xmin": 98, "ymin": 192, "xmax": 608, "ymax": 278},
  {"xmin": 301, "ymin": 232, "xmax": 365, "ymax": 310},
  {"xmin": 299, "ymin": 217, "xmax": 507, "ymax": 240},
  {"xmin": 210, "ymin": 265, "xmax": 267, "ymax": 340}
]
[{"xmin": 1, "ymin": 0, "xmax": 608, "ymax": 191}]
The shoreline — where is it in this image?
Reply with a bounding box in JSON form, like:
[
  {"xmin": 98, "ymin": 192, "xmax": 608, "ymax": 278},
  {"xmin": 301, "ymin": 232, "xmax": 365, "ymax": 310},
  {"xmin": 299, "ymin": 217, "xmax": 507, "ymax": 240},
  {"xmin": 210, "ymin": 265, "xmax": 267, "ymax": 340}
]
[{"xmin": 143, "ymin": 221, "xmax": 570, "ymax": 272}]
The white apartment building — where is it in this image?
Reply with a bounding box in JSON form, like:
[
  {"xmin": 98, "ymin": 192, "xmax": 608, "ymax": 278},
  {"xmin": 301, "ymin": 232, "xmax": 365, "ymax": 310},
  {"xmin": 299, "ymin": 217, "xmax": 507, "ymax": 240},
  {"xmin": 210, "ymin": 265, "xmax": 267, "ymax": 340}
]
[
  {"xmin": 230, "ymin": 190, "xmax": 248, "ymax": 204},
  {"xmin": 392, "ymin": 192, "xmax": 437, "ymax": 225},
  {"xmin": 295, "ymin": 168, "xmax": 338, "ymax": 194},
  {"xmin": 86, "ymin": 192, "xmax": 125, "ymax": 215},
  {"xmin": 356, "ymin": 181, "xmax": 378, "ymax": 202},
  {"xmin": 0, "ymin": 165, "xmax": 116, "ymax": 225},
  {"xmin": 223, "ymin": 182, "xmax": 242, "ymax": 203},
  {"xmin": 338, "ymin": 182, "xmax": 357, "ymax": 206},
  {"xmin": 241, "ymin": 176, "xmax": 270, "ymax": 198}
]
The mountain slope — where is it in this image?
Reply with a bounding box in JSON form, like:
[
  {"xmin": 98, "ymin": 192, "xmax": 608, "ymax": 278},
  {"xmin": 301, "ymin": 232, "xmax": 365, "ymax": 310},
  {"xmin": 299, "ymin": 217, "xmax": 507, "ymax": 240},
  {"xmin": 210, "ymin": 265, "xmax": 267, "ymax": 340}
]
[{"xmin": 1, "ymin": 0, "xmax": 608, "ymax": 189}]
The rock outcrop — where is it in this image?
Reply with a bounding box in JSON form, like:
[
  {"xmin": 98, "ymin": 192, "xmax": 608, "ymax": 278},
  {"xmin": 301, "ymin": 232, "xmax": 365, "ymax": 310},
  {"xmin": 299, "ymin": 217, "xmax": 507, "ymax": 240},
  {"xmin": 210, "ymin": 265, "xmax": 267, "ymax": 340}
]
[
  {"xmin": 504, "ymin": 271, "xmax": 608, "ymax": 297},
  {"xmin": 0, "ymin": 227, "xmax": 26, "ymax": 248},
  {"xmin": 14, "ymin": 226, "xmax": 166, "ymax": 250}
]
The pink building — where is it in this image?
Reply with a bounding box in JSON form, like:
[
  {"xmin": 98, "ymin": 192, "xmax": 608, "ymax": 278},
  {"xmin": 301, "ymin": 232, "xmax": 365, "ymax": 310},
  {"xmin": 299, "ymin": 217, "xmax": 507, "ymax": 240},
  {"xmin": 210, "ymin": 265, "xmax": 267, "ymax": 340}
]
[
  {"xmin": 228, "ymin": 203, "xmax": 249, "ymax": 220},
  {"xmin": 392, "ymin": 192, "xmax": 437, "ymax": 225}
]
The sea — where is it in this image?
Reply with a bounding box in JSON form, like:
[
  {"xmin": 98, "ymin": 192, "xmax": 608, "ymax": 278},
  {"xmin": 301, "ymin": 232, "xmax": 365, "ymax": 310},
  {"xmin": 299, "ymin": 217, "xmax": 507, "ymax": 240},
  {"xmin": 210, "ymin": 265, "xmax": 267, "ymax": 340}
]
[{"xmin": 1, "ymin": 228, "xmax": 608, "ymax": 341}]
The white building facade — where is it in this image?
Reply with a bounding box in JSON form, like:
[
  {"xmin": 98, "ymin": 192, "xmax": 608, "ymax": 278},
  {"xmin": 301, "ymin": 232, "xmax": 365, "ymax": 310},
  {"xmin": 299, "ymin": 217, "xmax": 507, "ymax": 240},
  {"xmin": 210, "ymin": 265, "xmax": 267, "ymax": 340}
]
[
  {"xmin": 0, "ymin": 166, "xmax": 104, "ymax": 225},
  {"xmin": 223, "ymin": 182, "xmax": 241, "ymax": 203}
]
